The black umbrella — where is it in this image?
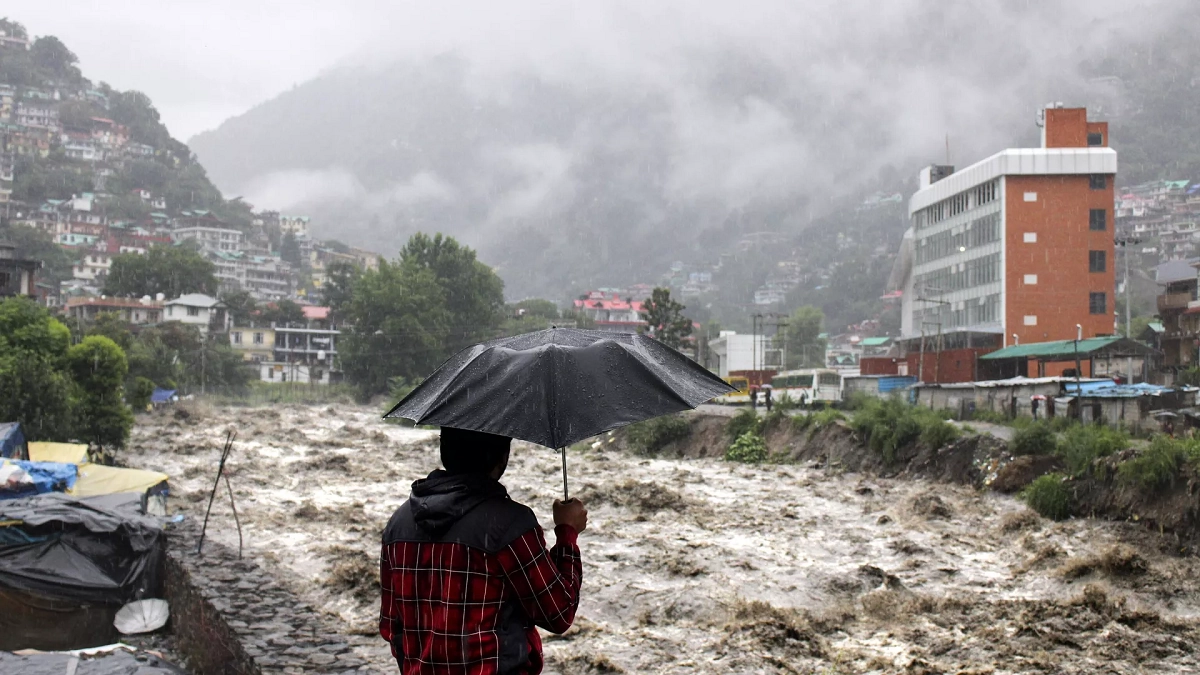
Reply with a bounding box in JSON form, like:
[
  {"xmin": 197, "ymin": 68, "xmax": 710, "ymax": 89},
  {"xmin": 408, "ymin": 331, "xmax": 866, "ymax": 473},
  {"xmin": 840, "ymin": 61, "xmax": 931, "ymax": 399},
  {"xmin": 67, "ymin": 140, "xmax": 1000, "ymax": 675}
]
[{"xmin": 384, "ymin": 328, "xmax": 736, "ymax": 498}]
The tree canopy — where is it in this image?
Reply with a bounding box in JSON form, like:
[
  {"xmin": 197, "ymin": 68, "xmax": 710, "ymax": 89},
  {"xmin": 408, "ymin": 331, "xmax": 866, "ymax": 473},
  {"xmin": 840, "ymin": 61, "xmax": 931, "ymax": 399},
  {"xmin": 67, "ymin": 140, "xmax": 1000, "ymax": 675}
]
[
  {"xmin": 641, "ymin": 287, "xmax": 692, "ymax": 349},
  {"xmin": 104, "ymin": 245, "xmax": 217, "ymax": 298},
  {"xmin": 783, "ymin": 306, "xmax": 825, "ymax": 368},
  {"xmin": 339, "ymin": 233, "xmax": 506, "ymax": 396}
]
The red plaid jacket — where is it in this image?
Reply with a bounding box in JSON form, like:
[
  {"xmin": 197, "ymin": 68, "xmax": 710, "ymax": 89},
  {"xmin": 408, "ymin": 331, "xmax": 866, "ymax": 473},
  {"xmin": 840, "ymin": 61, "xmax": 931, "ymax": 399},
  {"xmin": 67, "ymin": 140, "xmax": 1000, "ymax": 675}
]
[{"xmin": 380, "ymin": 472, "xmax": 582, "ymax": 675}]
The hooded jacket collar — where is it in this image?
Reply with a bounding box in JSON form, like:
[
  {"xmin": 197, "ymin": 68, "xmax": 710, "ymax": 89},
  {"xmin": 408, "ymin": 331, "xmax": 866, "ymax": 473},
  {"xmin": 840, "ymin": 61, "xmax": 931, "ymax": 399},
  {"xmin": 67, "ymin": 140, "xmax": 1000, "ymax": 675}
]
[{"xmin": 409, "ymin": 469, "xmax": 508, "ymax": 536}]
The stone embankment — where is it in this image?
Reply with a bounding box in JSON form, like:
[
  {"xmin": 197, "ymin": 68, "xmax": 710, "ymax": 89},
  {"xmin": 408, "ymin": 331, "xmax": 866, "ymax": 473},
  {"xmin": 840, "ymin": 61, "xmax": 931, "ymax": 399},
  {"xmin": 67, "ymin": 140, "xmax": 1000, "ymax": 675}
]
[{"xmin": 165, "ymin": 521, "xmax": 370, "ymax": 674}]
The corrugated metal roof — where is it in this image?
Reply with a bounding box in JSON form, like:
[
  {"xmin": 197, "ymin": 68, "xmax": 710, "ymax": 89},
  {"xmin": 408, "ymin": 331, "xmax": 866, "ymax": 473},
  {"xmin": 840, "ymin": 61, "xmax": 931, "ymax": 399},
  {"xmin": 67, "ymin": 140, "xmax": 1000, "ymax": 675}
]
[
  {"xmin": 860, "ymin": 337, "xmax": 892, "ymax": 346},
  {"xmin": 979, "ymin": 337, "xmax": 1149, "ymax": 360}
]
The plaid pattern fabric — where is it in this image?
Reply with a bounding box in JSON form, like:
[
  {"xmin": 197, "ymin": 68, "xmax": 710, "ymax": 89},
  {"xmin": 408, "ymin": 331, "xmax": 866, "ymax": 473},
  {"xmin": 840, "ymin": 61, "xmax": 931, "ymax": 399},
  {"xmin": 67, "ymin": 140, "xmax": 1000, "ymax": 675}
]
[{"xmin": 380, "ymin": 525, "xmax": 581, "ymax": 675}]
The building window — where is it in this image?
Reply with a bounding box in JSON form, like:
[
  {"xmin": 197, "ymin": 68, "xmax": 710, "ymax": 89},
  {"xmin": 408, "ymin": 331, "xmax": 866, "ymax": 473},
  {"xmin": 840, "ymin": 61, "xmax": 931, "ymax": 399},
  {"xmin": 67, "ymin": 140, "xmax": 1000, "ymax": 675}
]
[
  {"xmin": 187, "ymin": 306, "xmax": 200, "ymax": 317},
  {"xmin": 254, "ymin": 332, "xmax": 264, "ymax": 345},
  {"xmin": 1087, "ymin": 132, "xmax": 1103, "ymax": 146},
  {"xmin": 1089, "ymin": 250, "xmax": 1107, "ymax": 272},
  {"xmin": 1024, "ymin": 274, "xmax": 1038, "ymax": 285},
  {"xmin": 232, "ymin": 332, "xmax": 242, "ymax": 345},
  {"xmin": 1089, "ymin": 292, "xmax": 1107, "ymax": 314},
  {"xmin": 1089, "ymin": 209, "xmax": 1107, "ymax": 231},
  {"xmin": 1089, "ymin": 175, "xmax": 1107, "ymax": 190},
  {"xmin": 1024, "ymin": 315, "xmax": 1037, "ymax": 326},
  {"xmin": 1023, "ymin": 232, "xmax": 1038, "ymax": 243}
]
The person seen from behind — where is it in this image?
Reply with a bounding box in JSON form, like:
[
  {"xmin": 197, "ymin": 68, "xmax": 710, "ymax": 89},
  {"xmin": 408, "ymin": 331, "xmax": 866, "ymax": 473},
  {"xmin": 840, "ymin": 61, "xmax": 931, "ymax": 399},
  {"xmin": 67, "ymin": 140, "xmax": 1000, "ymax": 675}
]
[{"xmin": 380, "ymin": 427, "xmax": 587, "ymax": 674}]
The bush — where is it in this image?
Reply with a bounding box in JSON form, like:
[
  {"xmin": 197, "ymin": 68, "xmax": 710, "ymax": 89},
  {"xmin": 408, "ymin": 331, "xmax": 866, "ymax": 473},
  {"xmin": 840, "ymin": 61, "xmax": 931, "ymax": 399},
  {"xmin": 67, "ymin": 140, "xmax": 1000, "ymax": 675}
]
[
  {"xmin": 921, "ymin": 418, "xmax": 961, "ymax": 449},
  {"xmin": 1116, "ymin": 435, "xmax": 1199, "ymax": 488},
  {"xmin": 1009, "ymin": 421, "xmax": 1058, "ymax": 456},
  {"xmin": 849, "ymin": 398, "xmax": 955, "ymax": 464},
  {"xmin": 726, "ymin": 409, "xmax": 761, "ymax": 442},
  {"xmin": 1057, "ymin": 424, "xmax": 1129, "ymax": 476},
  {"xmin": 773, "ymin": 392, "xmax": 801, "ymax": 412},
  {"xmin": 126, "ymin": 376, "xmax": 155, "ymax": 410},
  {"xmin": 626, "ymin": 414, "xmax": 692, "ymax": 455},
  {"xmin": 809, "ymin": 408, "xmax": 847, "ymax": 428},
  {"xmin": 725, "ymin": 431, "xmax": 768, "ymax": 463},
  {"xmin": 1021, "ymin": 473, "xmax": 1072, "ymax": 520}
]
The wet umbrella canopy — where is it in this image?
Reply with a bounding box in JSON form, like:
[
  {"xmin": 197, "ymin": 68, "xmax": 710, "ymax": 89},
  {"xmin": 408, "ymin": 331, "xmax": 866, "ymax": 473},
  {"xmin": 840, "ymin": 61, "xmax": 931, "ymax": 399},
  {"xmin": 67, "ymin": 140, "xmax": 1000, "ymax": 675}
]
[{"xmin": 383, "ymin": 328, "xmax": 735, "ymax": 496}]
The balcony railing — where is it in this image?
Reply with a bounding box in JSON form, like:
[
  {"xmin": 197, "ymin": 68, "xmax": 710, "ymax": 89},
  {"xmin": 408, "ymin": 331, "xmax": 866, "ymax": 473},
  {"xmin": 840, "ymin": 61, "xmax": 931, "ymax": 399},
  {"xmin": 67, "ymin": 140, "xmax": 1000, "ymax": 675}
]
[{"xmin": 1158, "ymin": 292, "xmax": 1193, "ymax": 312}]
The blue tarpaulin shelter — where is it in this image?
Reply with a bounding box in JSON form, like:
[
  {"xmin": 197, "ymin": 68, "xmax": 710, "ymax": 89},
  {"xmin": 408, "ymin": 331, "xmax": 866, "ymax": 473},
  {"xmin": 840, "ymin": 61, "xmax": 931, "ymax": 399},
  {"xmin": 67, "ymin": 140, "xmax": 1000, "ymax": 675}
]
[
  {"xmin": 150, "ymin": 388, "xmax": 176, "ymax": 404},
  {"xmin": 0, "ymin": 423, "xmax": 24, "ymax": 459},
  {"xmin": 0, "ymin": 460, "xmax": 78, "ymax": 499}
]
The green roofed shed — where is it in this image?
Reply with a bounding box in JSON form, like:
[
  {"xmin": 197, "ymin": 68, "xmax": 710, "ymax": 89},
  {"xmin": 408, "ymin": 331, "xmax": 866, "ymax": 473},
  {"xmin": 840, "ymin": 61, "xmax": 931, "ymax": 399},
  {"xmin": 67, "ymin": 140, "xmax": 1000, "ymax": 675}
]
[
  {"xmin": 979, "ymin": 337, "xmax": 1155, "ymax": 361},
  {"xmin": 860, "ymin": 337, "xmax": 892, "ymax": 347}
]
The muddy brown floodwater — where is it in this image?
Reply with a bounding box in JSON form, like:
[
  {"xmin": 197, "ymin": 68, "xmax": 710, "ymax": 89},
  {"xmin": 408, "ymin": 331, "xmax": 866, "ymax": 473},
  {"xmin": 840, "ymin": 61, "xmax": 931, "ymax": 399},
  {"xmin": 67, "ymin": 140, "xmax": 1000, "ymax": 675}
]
[{"xmin": 127, "ymin": 404, "xmax": 1200, "ymax": 674}]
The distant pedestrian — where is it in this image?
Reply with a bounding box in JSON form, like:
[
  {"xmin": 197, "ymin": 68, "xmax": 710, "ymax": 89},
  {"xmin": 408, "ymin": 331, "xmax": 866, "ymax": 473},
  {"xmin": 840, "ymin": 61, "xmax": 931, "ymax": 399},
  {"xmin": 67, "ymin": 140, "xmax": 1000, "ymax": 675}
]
[
  {"xmin": 799, "ymin": 392, "xmax": 808, "ymax": 410},
  {"xmin": 750, "ymin": 389, "xmax": 758, "ymax": 410},
  {"xmin": 764, "ymin": 388, "xmax": 773, "ymax": 412}
]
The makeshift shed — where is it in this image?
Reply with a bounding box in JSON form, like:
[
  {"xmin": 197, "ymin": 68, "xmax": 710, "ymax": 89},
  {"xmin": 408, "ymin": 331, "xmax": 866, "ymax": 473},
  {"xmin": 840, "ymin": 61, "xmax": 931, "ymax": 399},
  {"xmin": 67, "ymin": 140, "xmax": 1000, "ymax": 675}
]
[
  {"xmin": 843, "ymin": 375, "xmax": 917, "ymax": 399},
  {"xmin": 1064, "ymin": 381, "xmax": 1180, "ymax": 429},
  {"xmin": 0, "ymin": 423, "xmax": 25, "ymax": 459},
  {"xmin": 150, "ymin": 388, "xmax": 176, "ymax": 406},
  {"xmin": 0, "ymin": 493, "xmax": 165, "ymax": 650},
  {"xmin": 978, "ymin": 337, "xmax": 1159, "ymax": 380}
]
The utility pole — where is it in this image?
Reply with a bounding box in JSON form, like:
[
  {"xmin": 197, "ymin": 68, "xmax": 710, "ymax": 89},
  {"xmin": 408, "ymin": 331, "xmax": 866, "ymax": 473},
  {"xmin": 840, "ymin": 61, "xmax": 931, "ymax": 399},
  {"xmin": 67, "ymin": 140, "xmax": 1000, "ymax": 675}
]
[{"xmin": 1115, "ymin": 234, "xmax": 1142, "ymax": 383}]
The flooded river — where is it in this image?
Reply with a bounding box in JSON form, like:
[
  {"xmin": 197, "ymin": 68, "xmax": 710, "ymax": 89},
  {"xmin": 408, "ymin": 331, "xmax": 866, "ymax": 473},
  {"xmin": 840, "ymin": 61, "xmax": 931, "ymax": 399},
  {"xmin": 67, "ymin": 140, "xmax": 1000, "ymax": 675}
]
[{"xmin": 128, "ymin": 404, "xmax": 1200, "ymax": 674}]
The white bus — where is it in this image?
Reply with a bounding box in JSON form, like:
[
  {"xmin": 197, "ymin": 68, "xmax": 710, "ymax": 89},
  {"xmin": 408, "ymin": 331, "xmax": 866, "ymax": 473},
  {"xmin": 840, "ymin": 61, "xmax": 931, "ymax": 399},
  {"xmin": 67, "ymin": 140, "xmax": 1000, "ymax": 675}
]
[{"xmin": 770, "ymin": 369, "xmax": 844, "ymax": 406}]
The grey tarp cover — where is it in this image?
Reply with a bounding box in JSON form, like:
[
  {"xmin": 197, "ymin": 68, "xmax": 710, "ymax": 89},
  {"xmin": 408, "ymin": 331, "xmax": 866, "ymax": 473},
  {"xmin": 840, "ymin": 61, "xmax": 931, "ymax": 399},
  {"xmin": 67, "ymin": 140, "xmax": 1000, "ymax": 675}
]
[
  {"xmin": 0, "ymin": 647, "xmax": 187, "ymax": 674},
  {"xmin": 0, "ymin": 492, "xmax": 163, "ymax": 604},
  {"xmin": 385, "ymin": 328, "xmax": 735, "ymax": 448}
]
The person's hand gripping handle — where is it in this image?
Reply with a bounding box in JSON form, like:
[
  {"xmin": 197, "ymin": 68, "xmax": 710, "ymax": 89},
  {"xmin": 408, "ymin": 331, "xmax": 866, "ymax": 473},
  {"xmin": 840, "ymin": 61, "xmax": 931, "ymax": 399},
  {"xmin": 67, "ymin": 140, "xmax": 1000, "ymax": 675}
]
[{"xmin": 553, "ymin": 498, "xmax": 588, "ymax": 533}]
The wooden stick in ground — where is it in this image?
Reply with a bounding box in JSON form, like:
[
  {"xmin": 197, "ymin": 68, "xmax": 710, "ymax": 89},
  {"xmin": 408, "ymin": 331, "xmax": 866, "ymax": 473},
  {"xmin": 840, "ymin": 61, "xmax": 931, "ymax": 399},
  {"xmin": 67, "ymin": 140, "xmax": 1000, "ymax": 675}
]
[
  {"xmin": 223, "ymin": 472, "xmax": 243, "ymax": 559},
  {"xmin": 197, "ymin": 429, "xmax": 236, "ymax": 555}
]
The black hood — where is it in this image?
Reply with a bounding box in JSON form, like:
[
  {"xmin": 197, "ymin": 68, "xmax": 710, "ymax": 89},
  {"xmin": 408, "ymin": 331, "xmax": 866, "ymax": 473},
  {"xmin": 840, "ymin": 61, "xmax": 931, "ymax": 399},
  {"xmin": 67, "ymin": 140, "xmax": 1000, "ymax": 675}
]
[{"xmin": 409, "ymin": 470, "xmax": 508, "ymax": 536}]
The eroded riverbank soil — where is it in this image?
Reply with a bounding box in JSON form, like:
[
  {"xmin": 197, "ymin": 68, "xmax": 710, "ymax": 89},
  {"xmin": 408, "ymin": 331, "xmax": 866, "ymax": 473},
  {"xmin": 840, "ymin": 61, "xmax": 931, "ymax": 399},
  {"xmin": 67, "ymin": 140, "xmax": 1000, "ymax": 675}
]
[{"xmin": 127, "ymin": 404, "xmax": 1200, "ymax": 674}]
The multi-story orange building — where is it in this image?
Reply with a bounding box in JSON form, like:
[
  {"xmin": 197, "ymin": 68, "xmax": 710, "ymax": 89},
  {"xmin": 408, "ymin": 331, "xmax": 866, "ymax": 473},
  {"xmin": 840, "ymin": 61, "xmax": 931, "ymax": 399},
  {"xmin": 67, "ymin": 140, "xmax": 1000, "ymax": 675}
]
[{"xmin": 896, "ymin": 106, "xmax": 1116, "ymax": 380}]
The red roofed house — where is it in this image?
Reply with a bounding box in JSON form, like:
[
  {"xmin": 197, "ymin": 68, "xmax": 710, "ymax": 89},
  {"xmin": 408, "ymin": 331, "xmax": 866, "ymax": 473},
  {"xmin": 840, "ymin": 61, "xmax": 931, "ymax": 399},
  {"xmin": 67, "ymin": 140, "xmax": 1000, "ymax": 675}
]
[{"xmin": 573, "ymin": 291, "xmax": 648, "ymax": 332}]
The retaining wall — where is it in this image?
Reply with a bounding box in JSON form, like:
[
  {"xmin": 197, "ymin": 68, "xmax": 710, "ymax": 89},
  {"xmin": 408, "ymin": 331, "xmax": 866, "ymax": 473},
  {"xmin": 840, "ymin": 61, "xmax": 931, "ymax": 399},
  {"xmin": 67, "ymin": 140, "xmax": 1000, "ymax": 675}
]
[{"xmin": 164, "ymin": 522, "xmax": 370, "ymax": 674}]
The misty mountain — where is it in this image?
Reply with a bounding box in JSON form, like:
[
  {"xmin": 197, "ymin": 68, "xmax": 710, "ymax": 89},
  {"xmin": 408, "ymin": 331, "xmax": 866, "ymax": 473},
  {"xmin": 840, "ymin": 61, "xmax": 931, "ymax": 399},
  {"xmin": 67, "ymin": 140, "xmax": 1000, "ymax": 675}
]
[{"xmin": 189, "ymin": 0, "xmax": 1197, "ymax": 301}]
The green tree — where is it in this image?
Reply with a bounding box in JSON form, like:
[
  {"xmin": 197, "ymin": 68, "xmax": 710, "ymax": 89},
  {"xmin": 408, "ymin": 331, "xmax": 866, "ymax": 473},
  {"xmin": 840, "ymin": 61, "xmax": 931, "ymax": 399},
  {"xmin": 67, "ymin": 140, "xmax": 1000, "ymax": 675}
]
[
  {"xmin": 127, "ymin": 376, "xmax": 155, "ymax": 410},
  {"xmin": 67, "ymin": 336, "xmax": 133, "ymax": 448},
  {"xmin": 280, "ymin": 232, "xmax": 303, "ymax": 267},
  {"xmin": 104, "ymin": 245, "xmax": 217, "ymax": 298},
  {"xmin": 400, "ymin": 232, "xmax": 505, "ymax": 344},
  {"xmin": 0, "ymin": 298, "xmax": 75, "ymax": 441},
  {"xmin": 86, "ymin": 311, "xmax": 134, "ymax": 351},
  {"xmin": 30, "ymin": 35, "xmax": 83, "ymax": 84},
  {"xmin": 0, "ymin": 223, "xmax": 75, "ymax": 285},
  {"xmin": 784, "ymin": 306, "xmax": 826, "ymax": 368},
  {"xmin": 323, "ymin": 261, "xmax": 362, "ymax": 314},
  {"xmin": 340, "ymin": 260, "xmax": 453, "ymax": 396},
  {"xmin": 221, "ymin": 290, "xmax": 258, "ymax": 326},
  {"xmin": 641, "ymin": 287, "xmax": 692, "ymax": 349},
  {"xmin": 261, "ymin": 299, "xmax": 305, "ymax": 326}
]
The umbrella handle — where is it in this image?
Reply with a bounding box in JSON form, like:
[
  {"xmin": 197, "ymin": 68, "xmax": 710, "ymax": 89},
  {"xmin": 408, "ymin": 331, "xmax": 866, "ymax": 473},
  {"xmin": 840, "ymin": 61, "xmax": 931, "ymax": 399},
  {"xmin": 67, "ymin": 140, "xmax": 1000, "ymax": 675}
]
[{"xmin": 561, "ymin": 447, "xmax": 569, "ymax": 501}]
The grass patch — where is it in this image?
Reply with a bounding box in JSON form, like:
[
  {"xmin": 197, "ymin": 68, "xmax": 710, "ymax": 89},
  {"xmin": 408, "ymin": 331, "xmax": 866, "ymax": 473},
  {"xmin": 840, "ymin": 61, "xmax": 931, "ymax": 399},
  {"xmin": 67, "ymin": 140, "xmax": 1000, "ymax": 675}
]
[
  {"xmin": 1020, "ymin": 473, "xmax": 1072, "ymax": 520},
  {"xmin": 625, "ymin": 414, "xmax": 692, "ymax": 455},
  {"xmin": 1116, "ymin": 435, "xmax": 1200, "ymax": 488},
  {"xmin": 725, "ymin": 430, "xmax": 768, "ymax": 463},
  {"xmin": 1009, "ymin": 421, "xmax": 1058, "ymax": 456},
  {"xmin": 848, "ymin": 398, "xmax": 958, "ymax": 464},
  {"xmin": 1057, "ymin": 424, "xmax": 1129, "ymax": 476}
]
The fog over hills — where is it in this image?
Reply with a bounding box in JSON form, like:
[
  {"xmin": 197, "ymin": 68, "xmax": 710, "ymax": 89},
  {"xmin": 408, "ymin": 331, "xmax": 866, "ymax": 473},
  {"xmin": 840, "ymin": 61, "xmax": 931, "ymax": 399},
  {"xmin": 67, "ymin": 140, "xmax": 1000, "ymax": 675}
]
[{"xmin": 189, "ymin": 0, "xmax": 1190, "ymax": 300}]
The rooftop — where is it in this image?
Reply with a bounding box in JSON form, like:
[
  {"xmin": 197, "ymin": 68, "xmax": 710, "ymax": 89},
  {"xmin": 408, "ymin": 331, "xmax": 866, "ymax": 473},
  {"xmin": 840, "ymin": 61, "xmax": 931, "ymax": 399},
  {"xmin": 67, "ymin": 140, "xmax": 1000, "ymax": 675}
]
[
  {"xmin": 979, "ymin": 336, "xmax": 1157, "ymax": 361},
  {"xmin": 165, "ymin": 293, "xmax": 221, "ymax": 308}
]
